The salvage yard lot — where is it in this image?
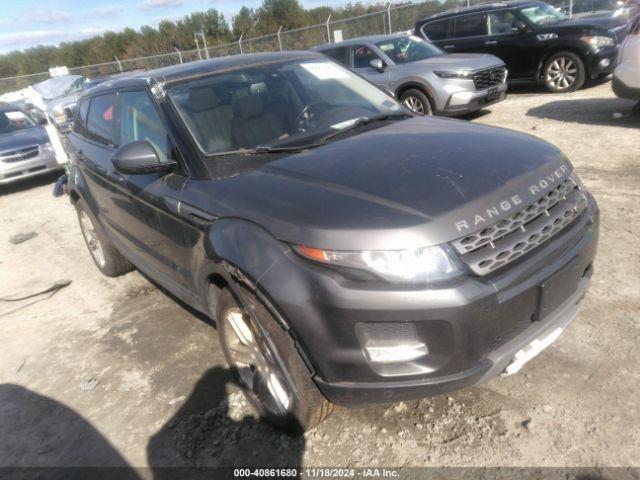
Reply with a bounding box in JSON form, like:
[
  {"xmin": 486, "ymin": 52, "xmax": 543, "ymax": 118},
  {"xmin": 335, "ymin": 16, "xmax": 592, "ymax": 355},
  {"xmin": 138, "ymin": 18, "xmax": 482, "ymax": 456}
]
[{"xmin": 0, "ymin": 81, "xmax": 638, "ymax": 470}]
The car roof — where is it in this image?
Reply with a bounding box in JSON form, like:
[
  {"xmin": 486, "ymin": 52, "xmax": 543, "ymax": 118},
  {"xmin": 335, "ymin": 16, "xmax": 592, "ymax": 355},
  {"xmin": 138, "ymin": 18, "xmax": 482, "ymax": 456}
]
[
  {"xmin": 418, "ymin": 0, "xmax": 541, "ymax": 22},
  {"xmin": 82, "ymin": 51, "xmax": 323, "ymax": 98},
  {"xmin": 314, "ymin": 33, "xmax": 411, "ymax": 50}
]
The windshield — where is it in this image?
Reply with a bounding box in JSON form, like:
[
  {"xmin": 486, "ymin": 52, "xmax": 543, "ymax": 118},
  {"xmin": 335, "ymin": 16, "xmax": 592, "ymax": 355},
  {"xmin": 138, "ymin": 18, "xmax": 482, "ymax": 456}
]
[
  {"xmin": 0, "ymin": 110, "xmax": 37, "ymax": 134},
  {"xmin": 376, "ymin": 36, "xmax": 444, "ymax": 64},
  {"xmin": 519, "ymin": 3, "xmax": 567, "ymax": 25},
  {"xmin": 32, "ymin": 75, "xmax": 86, "ymax": 100},
  {"xmin": 168, "ymin": 57, "xmax": 403, "ymax": 155}
]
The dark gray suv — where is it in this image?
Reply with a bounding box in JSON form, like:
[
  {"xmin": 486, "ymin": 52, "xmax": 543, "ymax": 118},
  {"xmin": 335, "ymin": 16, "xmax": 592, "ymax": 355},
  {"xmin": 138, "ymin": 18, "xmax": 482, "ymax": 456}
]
[{"xmin": 67, "ymin": 52, "xmax": 598, "ymax": 430}]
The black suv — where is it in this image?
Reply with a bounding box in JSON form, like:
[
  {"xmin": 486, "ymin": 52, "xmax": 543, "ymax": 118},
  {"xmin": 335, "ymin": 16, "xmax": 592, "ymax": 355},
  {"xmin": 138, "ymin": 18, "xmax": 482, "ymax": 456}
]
[
  {"xmin": 415, "ymin": 0, "xmax": 623, "ymax": 92},
  {"xmin": 67, "ymin": 52, "xmax": 598, "ymax": 429}
]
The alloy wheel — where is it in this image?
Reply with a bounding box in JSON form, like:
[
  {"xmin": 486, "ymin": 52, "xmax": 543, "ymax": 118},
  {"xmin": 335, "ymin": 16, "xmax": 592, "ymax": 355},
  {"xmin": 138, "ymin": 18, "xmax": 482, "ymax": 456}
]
[
  {"xmin": 79, "ymin": 210, "xmax": 106, "ymax": 267},
  {"xmin": 402, "ymin": 95, "xmax": 427, "ymax": 114},
  {"xmin": 222, "ymin": 306, "xmax": 293, "ymax": 417},
  {"xmin": 546, "ymin": 57, "xmax": 578, "ymax": 90}
]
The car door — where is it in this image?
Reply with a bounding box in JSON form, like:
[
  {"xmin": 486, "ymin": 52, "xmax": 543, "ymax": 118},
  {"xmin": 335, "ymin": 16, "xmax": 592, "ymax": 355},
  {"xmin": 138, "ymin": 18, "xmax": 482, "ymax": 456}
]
[
  {"xmin": 69, "ymin": 93, "xmax": 122, "ymax": 233},
  {"xmin": 484, "ymin": 9, "xmax": 537, "ymax": 78},
  {"xmin": 445, "ymin": 12, "xmax": 491, "ymax": 54},
  {"xmin": 349, "ymin": 44, "xmax": 391, "ymax": 88},
  {"xmin": 107, "ymin": 88, "xmax": 199, "ymax": 298}
]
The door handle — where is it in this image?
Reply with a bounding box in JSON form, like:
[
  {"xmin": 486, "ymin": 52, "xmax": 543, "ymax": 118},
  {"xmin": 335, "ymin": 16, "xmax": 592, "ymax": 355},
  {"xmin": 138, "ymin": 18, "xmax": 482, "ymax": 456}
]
[
  {"xmin": 443, "ymin": 44, "xmax": 454, "ymax": 49},
  {"xmin": 484, "ymin": 40, "xmax": 498, "ymax": 45}
]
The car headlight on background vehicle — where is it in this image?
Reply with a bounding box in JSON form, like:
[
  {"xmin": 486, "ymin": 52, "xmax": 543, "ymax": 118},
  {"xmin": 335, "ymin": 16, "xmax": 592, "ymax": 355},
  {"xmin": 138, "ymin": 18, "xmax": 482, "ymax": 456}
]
[
  {"xmin": 582, "ymin": 35, "xmax": 615, "ymax": 50},
  {"xmin": 294, "ymin": 244, "xmax": 463, "ymax": 284},
  {"xmin": 433, "ymin": 70, "xmax": 475, "ymax": 79},
  {"xmin": 52, "ymin": 106, "xmax": 66, "ymax": 124}
]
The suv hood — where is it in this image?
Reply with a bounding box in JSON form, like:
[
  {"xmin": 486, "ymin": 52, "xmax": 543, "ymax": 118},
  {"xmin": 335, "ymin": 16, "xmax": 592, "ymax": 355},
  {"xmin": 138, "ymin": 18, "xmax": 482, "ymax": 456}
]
[
  {"xmin": 0, "ymin": 127, "xmax": 49, "ymax": 152},
  {"xmin": 550, "ymin": 14, "xmax": 627, "ymax": 30},
  {"xmin": 404, "ymin": 53, "xmax": 504, "ymax": 71},
  {"xmin": 190, "ymin": 117, "xmax": 572, "ymax": 251}
]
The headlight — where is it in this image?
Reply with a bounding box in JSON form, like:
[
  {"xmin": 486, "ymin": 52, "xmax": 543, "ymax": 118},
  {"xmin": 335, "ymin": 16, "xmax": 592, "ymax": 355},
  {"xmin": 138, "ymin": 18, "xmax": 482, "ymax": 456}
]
[
  {"xmin": 582, "ymin": 35, "xmax": 615, "ymax": 49},
  {"xmin": 42, "ymin": 142, "xmax": 54, "ymax": 153},
  {"xmin": 434, "ymin": 70, "xmax": 474, "ymax": 79},
  {"xmin": 294, "ymin": 244, "xmax": 463, "ymax": 284},
  {"xmin": 51, "ymin": 105, "xmax": 67, "ymax": 122}
]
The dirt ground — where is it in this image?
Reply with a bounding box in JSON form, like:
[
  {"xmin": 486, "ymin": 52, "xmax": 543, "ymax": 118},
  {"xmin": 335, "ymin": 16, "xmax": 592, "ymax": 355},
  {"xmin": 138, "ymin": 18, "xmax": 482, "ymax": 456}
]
[{"xmin": 1, "ymin": 80, "xmax": 639, "ymax": 474}]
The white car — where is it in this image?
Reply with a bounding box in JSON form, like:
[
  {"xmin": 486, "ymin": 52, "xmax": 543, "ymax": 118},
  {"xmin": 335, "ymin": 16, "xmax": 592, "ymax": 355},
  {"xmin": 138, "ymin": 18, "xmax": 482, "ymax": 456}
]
[{"xmin": 612, "ymin": 16, "xmax": 640, "ymax": 112}]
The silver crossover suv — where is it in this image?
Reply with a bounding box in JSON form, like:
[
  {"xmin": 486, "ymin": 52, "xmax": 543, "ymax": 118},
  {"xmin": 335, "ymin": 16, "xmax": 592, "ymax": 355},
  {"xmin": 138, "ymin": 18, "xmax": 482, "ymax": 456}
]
[
  {"xmin": 315, "ymin": 34, "xmax": 507, "ymax": 116},
  {"xmin": 0, "ymin": 103, "xmax": 59, "ymax": 185}
]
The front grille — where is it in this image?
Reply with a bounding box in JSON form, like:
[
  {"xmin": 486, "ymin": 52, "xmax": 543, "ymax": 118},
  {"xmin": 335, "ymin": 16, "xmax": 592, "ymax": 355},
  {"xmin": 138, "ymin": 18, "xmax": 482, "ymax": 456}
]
[
  {"xmin": 0, "ymin": 145, "xmax": 40, "ymax": 163},
  {"xmin": 452, "ymin": 178, "xmax": 588, "ymax": 275},
  {"xmin": 472, "ymin": 66, "xmax": 506, "ymax": 90},
  {"xmin": 609, "ymin": 25, "xmax": 628, "ymax": 44}
]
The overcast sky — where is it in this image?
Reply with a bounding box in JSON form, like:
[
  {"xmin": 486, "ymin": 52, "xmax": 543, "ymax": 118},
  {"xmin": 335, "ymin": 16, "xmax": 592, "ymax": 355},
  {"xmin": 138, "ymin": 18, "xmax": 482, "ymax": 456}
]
[{"xmin": 0, "ymin": 0, "xmax": 353, "ymax": 54}]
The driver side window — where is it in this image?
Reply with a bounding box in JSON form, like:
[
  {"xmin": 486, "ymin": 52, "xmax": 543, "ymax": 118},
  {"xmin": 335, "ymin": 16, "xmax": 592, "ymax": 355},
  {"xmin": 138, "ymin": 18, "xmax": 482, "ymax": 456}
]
[
  {"xmin": 487, "ymin": 11, "xmax": 518, "ymax": 36},
  {"xmin": 352, "ymin": 46, "xmax": 380, "ymax": 68},
  {"xmin": 118, "ymin": 90, "xmax": 170, "ymax": 163}
]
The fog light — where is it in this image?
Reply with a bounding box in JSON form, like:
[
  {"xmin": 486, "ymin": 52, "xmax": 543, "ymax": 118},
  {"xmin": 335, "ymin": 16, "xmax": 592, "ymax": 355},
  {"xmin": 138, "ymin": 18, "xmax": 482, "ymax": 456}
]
[
  {"xmin": 356, "ymin": 323, "xmax": 428, "ymax": 364},
  {"xmin": 599, "ymin": 58, "xmax": 611, "ymax": 68}
]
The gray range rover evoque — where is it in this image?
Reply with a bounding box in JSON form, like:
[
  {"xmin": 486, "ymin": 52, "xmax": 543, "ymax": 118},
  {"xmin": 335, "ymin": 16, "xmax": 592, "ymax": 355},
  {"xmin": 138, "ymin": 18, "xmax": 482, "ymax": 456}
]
[{"xmin": 67, "ymin": 52, "xmax": 599, "ymax": 429}]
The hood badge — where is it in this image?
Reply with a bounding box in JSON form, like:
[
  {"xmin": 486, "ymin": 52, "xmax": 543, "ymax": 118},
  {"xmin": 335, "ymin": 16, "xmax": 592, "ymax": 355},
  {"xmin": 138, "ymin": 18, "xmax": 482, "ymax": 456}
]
[{"xmin": 455, "ymin": 164, "xmax": 569, "ymax": 233}]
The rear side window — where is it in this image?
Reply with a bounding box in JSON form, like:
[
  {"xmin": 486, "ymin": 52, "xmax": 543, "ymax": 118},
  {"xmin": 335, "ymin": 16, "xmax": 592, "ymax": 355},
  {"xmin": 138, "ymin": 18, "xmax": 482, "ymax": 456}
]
[
  {"xmin": 487, "ymin": 11, "xmax": 518, "ymax": 35},
  {"xmin": 118, "ymin": 90, "xmax": 170, "ymax": 163},
  {"xmin": 422, "ymin": 19, "xmax": 451, "ymax": 40},
  {"xmin": 453, "ymin": 13, "xmax": 488, "ymax": 38},
  {"xmin": 73, "ymin": 99, "xmax": 89, "ymax": 135},
  {"xmin": 86, "ymin": 94, "xmax": 116, "ymax": 146},
  {"xmin": 322, "ymin": 47, "xmax": 349, "ymax": 66}
]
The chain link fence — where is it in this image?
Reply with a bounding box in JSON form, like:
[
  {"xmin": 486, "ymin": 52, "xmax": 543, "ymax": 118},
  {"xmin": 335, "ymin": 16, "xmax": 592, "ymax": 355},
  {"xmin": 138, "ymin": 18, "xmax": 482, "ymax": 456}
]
[{"xmin": 0, "ymin": 0, "xmax": 575, "ymax": 95}]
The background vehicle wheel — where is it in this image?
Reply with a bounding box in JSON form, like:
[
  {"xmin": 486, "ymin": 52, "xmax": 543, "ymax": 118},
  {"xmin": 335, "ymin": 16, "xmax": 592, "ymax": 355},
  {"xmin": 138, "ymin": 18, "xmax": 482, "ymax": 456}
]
[
  {"xmin": 215, "ymin": 287, "xmax": 334, "ymax": 431},
  {"xmin": 543, "ymin": 51, "xmax": 585, "ymax": 93},
  {"xmin": 400, "ymin": 89, "xmax": 433, "ymax": 115},
  {"xmin": 75, "ymin": 201, "xmax": 133, "ymax": 277}
]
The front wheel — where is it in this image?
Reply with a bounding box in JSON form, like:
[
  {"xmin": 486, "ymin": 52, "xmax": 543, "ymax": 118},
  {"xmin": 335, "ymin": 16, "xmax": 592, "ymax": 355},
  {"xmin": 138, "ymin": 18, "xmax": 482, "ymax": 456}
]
[
  {"xmin": 75, "ymin": 201, "xmax": 133, "ymax": 277},
  {"xmin": 400, "ymin": 89, "xmax": 433, "ymax": 115},
  {"xmin": 543, "ymin": 51, "xmax": 585, "ymax": 93},
  {"xmin": 215, "ymin": 287, "xmax": 334, "ymax": 430}
]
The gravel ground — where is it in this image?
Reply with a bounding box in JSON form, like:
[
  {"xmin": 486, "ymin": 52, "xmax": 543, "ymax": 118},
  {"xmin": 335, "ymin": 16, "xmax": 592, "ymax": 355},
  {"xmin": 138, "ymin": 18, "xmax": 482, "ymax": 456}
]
[{"xmin": 0, "ymin": 81, "xmax": 638, "ymax": 473}]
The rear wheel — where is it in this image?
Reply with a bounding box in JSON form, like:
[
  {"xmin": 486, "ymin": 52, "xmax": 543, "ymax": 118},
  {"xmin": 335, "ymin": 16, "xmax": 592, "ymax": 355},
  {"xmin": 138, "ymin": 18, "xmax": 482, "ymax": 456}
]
[
  {"xmin": 75, "ymin": 201, "xmax": 133, "ymax": 277},
  {"xmin": 400, "ymin": 89, "xmax": 433, "ymax": 115},
  {"xmin": 543, "ymin": 51, "xmax": 585, "ymax": 93},
  {"xmin": 215, "ymin": 287, "xmax": 334, "ymax": 430}
]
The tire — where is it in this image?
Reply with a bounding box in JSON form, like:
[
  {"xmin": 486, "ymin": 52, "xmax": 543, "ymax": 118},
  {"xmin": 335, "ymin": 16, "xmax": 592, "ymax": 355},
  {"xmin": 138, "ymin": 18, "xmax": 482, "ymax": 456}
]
[
  {"xmin": 215, "ymin": 287, "xmax": 334, "ymax": 431},
  {"xmin": 543, "ymin": 51, "xmax": 585, "ymax": 93},
  {"xmin": 399, "ymin": 88, "xmax": 433, "ymax": 115},
  {"xmin": 75, "ymin": 200, "xmax": 134, "ymax": 277}
]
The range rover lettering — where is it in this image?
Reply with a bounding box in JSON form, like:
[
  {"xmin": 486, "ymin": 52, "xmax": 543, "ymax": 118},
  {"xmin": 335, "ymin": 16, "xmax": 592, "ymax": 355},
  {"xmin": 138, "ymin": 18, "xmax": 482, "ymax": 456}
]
[{"xmin": 67, "ymin": 52, "xmax": 599, "ymax": 429}]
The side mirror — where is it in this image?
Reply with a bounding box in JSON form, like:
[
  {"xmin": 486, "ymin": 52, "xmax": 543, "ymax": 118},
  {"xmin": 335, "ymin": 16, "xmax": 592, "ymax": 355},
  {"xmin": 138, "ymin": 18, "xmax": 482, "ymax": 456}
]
[
  {"xmin": 513, "ymin": 20, "xmax": 528, "ymax": 33},
  {"xmin": 369, "ymin": 58, "xmax": 386, "ymax": 73},
  {"xmin": 111, "ymin": 140, "xmax": 176, "ymax": 175}
]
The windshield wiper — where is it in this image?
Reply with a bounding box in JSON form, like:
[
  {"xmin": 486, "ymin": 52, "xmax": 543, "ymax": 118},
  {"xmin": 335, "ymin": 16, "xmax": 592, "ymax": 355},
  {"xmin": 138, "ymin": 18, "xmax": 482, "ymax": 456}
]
[{"xmin": 320, "ymin": 112, "xmax": 412, "ymax": 143}]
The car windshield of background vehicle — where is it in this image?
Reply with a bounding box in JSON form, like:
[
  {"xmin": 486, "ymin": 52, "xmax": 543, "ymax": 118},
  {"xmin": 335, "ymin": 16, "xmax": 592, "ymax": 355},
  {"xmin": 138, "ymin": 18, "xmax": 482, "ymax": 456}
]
[
  {"xmin": 0, "ymin": 110, "xmax": 36, "ymax": 134},
  {"xmin": 519, "ymin": 4, "xmax": 567, "ymax": 26},
  {"xmin": 376, "ymin": 36, "xmax": 444, "ymax": 64},
  {"xmin": 168, "ymin": 58, "xmax": 403, "ymax": 156}
]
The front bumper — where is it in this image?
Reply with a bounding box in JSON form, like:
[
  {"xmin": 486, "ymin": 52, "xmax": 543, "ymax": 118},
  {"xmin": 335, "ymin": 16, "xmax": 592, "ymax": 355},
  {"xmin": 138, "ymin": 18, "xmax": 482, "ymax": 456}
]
[
  {"xmin": 585, "ymin": 46, "xmax": 619, "ymax": 79},
  {"xmin": 440, "ymin": 82, "xmax": 508, "ymax": 116},
  {"xmin": 612, "ymin": 75, "xmax": 640, "ymax": 101},
  {"xmin": 257, "ymin": 197, "xmax": 599, "ymax": 406},
  {"xmin": 0, "ymin": 149, "xmax": 61, "ymax": 184}
]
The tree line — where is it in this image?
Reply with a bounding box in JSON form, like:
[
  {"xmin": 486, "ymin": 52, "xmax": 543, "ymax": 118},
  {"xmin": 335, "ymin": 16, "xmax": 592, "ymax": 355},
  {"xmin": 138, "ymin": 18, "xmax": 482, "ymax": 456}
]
[{"xmin": 0, "ymin": 0, "xmax": 469, "ymax": 83}]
